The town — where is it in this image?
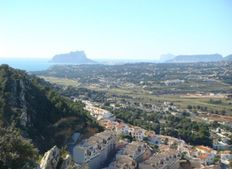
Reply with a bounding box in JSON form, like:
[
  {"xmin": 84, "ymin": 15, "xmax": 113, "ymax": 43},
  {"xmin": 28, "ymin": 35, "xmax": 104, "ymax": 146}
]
[
  {"xmin": 36, "ymin": 61, "xmax": 232, "ymax": 169},
  {"xmin": 65, "ymin": 100, "xmax": 232, "ymax": 169},
  {"xmin": 1, "ymin": 1, "xmax": 232, "ymax": 168}
]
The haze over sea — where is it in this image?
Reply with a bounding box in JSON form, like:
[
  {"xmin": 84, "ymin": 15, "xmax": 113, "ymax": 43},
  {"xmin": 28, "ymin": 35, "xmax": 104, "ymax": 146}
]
[
  {"xmin": 0, "ymin": 58, "xmax": 53, "ymax": 71},
  {"xmin": 0, "ymin": 58, "xmax": 159, "ymax": 72}
]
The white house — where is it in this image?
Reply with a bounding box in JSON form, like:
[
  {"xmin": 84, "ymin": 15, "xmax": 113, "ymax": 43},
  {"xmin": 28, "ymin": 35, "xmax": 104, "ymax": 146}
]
[{"xmin": 221, "ymin": 151, "xmax": 232, "ymax": 165}]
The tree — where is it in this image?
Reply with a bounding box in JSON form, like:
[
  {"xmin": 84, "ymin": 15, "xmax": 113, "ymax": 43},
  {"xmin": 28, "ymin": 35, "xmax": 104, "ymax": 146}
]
[
  {"xmin": 187, "ymin": 105, "xmax": 192, "ymax": 110},
  {"xmin": 170, "ymin": 142, "xmax": 178, "ymax": 150},
  {"xmin": 164, "ymin": 138, "xmax": 169, "ymax": 145},
  {"xmin": 0, "ymin": 127, "xmax": 38, "ymax": 169},
  {"xmin": 229, "ymin": 160, "xmax": 232, "ymax": 169},
  {"xmin": 228, "ymin": 135, "xmax": 232, "ymax": 145}
]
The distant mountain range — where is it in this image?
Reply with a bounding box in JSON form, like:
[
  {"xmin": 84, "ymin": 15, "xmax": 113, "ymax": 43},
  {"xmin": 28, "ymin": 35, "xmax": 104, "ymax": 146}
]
[
  {"xmin": 224, "ymin": 54, "xmax": 232, "ymax": 61},
  {"xmin": 160, "ymin": 54, "xmax": 232, "ymax": 63},
  {"xmin": 159, "ymin": 54, "xmax": 176, "ymax": 62},
  {"xmin": 51, "ymin": 51, "xmax": 96, "ymax": 64},
  {"xmin": 50, "ymin": 51, "xmax": 232, "ymax": 64}
]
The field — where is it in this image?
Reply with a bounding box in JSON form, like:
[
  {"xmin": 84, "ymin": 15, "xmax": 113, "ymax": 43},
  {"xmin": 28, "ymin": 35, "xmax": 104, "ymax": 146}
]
[{"xmin": 39, "ymin": 76, "xmax": 80, "ymax": 87}]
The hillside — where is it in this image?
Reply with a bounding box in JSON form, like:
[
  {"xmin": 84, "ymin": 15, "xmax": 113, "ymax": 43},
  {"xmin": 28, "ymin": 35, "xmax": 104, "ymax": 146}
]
[
  {"xmin": 159, "ymin": 54, "xmax": 175, "ymax": 62},
  {"xmin": 51, "ymin": 51, "xmax": 96, "ymax": 64},
  {"xmin": 0, "ymin": 64, "xmax": 101, "ymax": 153},
  {"xmin": 224, "ymin": 54, "xmax": 232, "ymax": 61},
  {"xmin": 167, "ymin": 54, "xmax": 223, "ymax": 63}
]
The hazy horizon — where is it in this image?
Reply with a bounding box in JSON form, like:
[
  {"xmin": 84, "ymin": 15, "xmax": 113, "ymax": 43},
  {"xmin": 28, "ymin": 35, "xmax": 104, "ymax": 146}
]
[{"xmin": 1, "ymin": 0, "xmax": 232, "ymax": 60}]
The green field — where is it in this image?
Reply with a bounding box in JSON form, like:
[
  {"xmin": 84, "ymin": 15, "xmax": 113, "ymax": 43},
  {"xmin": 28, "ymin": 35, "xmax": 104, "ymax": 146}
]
[{"xmin": 39, "ymin": 76, "xmax": 80, "ymax": 87}]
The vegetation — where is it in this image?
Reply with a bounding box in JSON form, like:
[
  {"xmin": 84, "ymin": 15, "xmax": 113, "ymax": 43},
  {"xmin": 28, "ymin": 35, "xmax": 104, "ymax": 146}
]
[
  {"xmin": 161, "ymin": 115, "xmax": 212, "ymax": 146},
  {"xmin": 59, "ymin": 86, "xmax": 107, "ymax": 103},
  {"xmin": 0, "ymin": 65, "xmax": 102, "ymax": 153},
  {"xmin": 0, "ymin": 126, "xmax": 38, "ymax": 169},
  {"xmin": 36, "ymin": 62, "xmax": 232, "ymax": 115},
  {"xmin": 34, "ymin": 62, "xmax": 232, "ymax": 147},
  {"xmin": 108, "ymin": 106, "xmax": 212, "ymax": 146},
  {"xmin": 35, "ymin": 62, "xmax": 232, "ymax": 92}
]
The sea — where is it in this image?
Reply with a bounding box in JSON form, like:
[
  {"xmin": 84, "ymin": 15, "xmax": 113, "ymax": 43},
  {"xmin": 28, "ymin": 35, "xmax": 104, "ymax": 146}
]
[
  {"xmin": 0, "ymin": 58, "xmax": 55, "ymax": 72},
  {"xmin": 0, "ymin": 58, "xmax": 158, "ymax": 72}
]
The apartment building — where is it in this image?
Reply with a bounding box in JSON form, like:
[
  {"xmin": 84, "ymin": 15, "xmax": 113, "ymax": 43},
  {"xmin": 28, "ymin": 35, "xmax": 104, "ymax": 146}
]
[
  {"xmin": 105, "ymin": 155, "xmax": 137, "ymax": 169},
  {"xmin": 117, "ymin": 141, "xmax": 151, "ymax": 163},
  {"xmin": 84, "ymin": 101, "xmax": 116, "ymax": 121},
  {"xmin": 139, "ymin": 150, "xmax": 180, "ymax": 169},
  {"xmin": 72, "ymin": 130, "xmax": 116, "ymax": 169}
]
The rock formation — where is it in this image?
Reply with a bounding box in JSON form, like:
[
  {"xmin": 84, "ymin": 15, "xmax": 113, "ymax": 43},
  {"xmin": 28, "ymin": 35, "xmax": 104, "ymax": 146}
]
[
  {"xmin": 39, "ymin": 146, "xmax": 81, "ymax": 169},
  {"xmin": 40, "ymin": 146, "xmax": 60, "ymax": 169},
  {"xmin": 51, "ymin": 51, "xmax": 96, "ymax": 64}
]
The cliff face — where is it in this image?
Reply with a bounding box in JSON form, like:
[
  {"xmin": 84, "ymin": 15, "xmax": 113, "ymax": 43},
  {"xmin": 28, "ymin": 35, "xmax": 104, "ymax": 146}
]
[
  {"xmin": 0, "ymin": 65, "xmax": 101, "ymax": 152},
  {"xmin": 51, "ymin": 51, "xmax": 96, "ymax": 64},
  {"xmin": 39, "ymin": 146, "xmax": 80, "ymax": 169}
]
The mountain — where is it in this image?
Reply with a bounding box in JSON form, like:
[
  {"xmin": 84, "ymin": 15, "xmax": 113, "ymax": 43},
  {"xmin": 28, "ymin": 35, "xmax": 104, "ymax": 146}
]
[
  {"xmin": 0, "ymin": 64, "xmax": 101, "ymax": 153},
  {"xmin": 51, "ymin": 51, "xmax": 96, "ymax": 64},
  {"xmin": 159, "ymin": 54, "xmax": 175, "ymax": 62},
  {"xmin": 224, "ymin": 54, "xmax": 232, "ymax": 61},
  {"xmin": 167, "ymin": 54, "xmax": 223, "ymax": 63}
]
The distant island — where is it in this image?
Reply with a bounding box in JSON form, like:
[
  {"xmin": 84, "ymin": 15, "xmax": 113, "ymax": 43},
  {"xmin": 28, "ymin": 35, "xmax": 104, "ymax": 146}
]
[
  {"xmin": 160, "ymin": 53, "xmax": 232, "ymax": 63},
  {"xmin": 51, "ymin": 51, "xmax": 96, "ymax": 64}
]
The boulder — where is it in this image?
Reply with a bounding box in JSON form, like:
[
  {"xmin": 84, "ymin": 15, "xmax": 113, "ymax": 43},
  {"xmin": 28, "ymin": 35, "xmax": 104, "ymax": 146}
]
[{"xmin": 40, "ymin": 146, "xmax": 60, "ymax": 169}]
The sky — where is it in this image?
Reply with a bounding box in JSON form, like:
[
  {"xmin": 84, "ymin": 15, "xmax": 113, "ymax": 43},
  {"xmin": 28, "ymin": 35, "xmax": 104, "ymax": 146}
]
[{"xmin": 0, "ymin": 0, "xmax": 232, "ymax": 60}]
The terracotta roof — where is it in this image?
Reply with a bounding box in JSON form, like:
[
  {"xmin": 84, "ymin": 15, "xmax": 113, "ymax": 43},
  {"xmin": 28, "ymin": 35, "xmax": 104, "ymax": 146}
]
[
  {"xmin": 198, "ymin": 153, "xmax": 209, "ymax": 160},
  {"xmin": 196, "ymin": 146, "xmax": 212, "ymax": 153},
  {"xmin": 116, "ymin": 123, "xmax": 127, "ymax": 129}
]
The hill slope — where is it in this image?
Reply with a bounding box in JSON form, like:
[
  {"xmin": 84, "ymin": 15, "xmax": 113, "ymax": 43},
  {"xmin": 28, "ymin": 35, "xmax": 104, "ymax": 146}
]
[
  {"xmin": 224, "ymin": 54, "xmax": 232, "ymax": 61},
  {"xmin": 51, "ymin": 51, "xmax": 96, "ymax": 64},
  {"xmin": 0, "ymin": 65, "xmax": 101, "ymax": 152}
]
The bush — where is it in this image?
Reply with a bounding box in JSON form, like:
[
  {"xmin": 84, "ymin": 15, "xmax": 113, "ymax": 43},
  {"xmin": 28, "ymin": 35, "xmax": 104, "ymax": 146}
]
[{"xmin": 0, "ymin": 127, "xmax": 38, "ymax": 169}]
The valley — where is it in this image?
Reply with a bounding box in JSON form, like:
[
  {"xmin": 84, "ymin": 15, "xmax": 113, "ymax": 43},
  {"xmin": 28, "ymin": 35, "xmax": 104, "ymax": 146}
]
[
  {"xmin": 0, "ymin": 61, "xmax": 231, "ymax": 169},
  {"xmin": 32, "ymin": 61, "xmax": 232, "ymax": 168}
]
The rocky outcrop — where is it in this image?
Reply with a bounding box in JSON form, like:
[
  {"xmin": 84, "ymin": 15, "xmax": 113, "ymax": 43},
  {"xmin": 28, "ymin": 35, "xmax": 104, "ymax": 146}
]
[
  {"xmin": 39, "ymin": 146, "xmax": 81, "ymax": 169},
  {"xmin": 51, "ymin": 51, "xmax": 96, "ymax": 64},
  {"xmin": 40, "ymin": 146, "xmax": 60, "ymax": 169},
  {"xmin": 60, "ymin": 154, "xmax": 80, "ymax": 169}
]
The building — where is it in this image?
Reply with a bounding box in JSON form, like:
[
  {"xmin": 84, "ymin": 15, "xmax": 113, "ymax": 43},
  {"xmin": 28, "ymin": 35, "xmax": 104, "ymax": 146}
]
[
  {"xmin": 115, "ymin": 122, "xmax": 129, "ymax": 135},
  {"xmin": 105, "ymin": 155, "xmax": 137, "ymax": 169},
  {"xmin": 195, "ymin": 146, "xmax": 216, "ymax": 154},
  {"xmin": 139, "ymin": 150, "xmax": 180, "ymax": 169},
  {"xmin": 213, "ymin": 140, "xmax": 232, "ymax": 150},
  {"xmin": 72, "ymin": 130, "xmax": 116, "ymax": 169},
  {"xmin": 164, "ymin": 79, "xmax": 185, "ymax": 86},
  {"xmin": 115, "ymin": 123, "xmax": 160, "ymax": 144},
  {"xmin": 195, "ymin": 146, "xmax": 217, "ymax": 165},
  {"xmin": 220, "ymin": 150, "xmax": 232, "ymax": 165},
  {"xmin": 84, "ymin": 101, "xmax": 116, "ymax": 121},
  {"xmin": 145, "ymin": 131, "xmax": 160, "ymax": 145},
  {"xmin": 116, "ymin": 141, "xmax": 151, "ymax": 163},
  {"xmin": 198, "ymin": 154, "xmax": 216, "ymax": 165},
  {"xmin": 128, "ymin": 127, "xmax": 146, "ymax": 141},
  {"xmin": 99, "ymin": 119, "xmax": 119, "ymax": 131}
]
